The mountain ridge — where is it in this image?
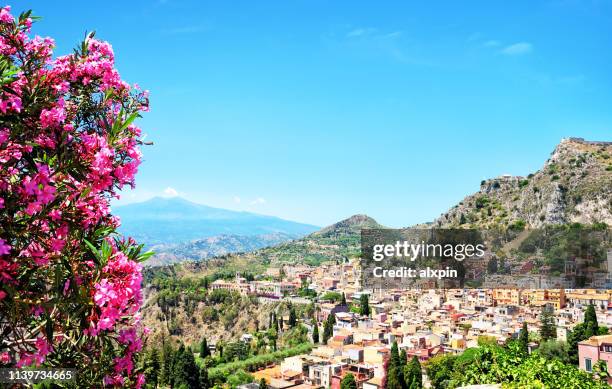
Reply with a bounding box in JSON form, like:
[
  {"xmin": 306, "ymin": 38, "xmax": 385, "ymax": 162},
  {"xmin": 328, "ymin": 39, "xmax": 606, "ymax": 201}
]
[{"xmin": 115, "ymin": 196, "xmax": 320, "ymax": 246}]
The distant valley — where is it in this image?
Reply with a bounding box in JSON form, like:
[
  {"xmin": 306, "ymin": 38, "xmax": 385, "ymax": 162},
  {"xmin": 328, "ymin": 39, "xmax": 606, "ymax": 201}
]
[{"xmin": 114, "ymin": 196, "xmax": 319, "ymax": 265}]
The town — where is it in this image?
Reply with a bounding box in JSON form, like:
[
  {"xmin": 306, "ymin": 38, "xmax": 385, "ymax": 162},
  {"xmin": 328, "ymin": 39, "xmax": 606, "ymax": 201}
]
[{"xmin": 196, "ymin": 250, "xmax": 612, "ymax": 388}]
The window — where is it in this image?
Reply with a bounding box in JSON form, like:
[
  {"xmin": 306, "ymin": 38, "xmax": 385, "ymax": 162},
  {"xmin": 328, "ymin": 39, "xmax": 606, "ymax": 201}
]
[
  {"xmin": 603, "ymin": 345, "xmax": 612, "ymax": 353},
  {"xmin": 585, "ymin": 358, "xmax": 592, "ymax": 372}
]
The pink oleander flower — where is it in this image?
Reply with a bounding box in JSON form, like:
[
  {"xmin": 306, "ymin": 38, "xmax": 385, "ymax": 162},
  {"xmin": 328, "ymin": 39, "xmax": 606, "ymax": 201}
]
[
  {"xmin": 0, "ymin": 352, "xmax": 10, "ymax": 364},
  {"xmin": 0, "ymin": 239, "xmax": 10, "ymax": 255},
  {"xmin": 0, "ymin": 6, "xmax": 150, "ymax": 387}
]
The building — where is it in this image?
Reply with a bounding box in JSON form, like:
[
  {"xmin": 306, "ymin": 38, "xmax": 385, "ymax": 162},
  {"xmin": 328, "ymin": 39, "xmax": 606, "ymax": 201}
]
[
  {"xmin": 492, "ymin": 289, "xmax": 521, "ymax": 306},
  {"xmin": 578, "ymin": 334, "xmax": 612, "ymax": 384}
]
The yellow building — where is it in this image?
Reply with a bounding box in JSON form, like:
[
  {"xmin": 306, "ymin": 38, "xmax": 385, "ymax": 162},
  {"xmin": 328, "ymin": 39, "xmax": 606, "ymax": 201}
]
[
  {"xmin": 524, "ymin": 289, "xmax": 566, "ymax": 309},
  {"xmin": 492, "ymin": 289, "xmax": 521, "ymax": 306}
]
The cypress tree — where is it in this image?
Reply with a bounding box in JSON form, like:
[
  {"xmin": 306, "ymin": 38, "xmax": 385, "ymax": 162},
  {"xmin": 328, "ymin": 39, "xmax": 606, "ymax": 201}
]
[
  {"xmin": 341, "ymin": 293, "xmax": 347, "ymax": 306},
  {"xmin": 312, "ymin": 323, "xmax": 320, "ymax": 344},
  {"xmin": 387, "ymin": 341, "xmax": 403, "ymax": 389},
  {"xmin": 323, "ymin": 314, "xmax": 335, "ymax": 344},
  {"xmin": 173, "ymin": 344, "xmax": 200, "ymax": 388},
  {"xmin": 289, "ymin": 305, "xmax": 297, "ymax": 328},
  {"xmin": 159, "ymin": 343, "xmax": 174, "ymax": 386},
  {"xmin": 200, "ymin": 337, "xmax": 210, "ymax": 358},
  {"xmin": 584, "ymin": 304, "xmax": 598, "ymax": 337},
  {"xmin": 144, "ymin": 348, "xmax": 160, "ymax": 388},
  {"xmin": 360, "ymin": 294, "xmax": 371, "ymax": 316},
  {"xmin": 404, "ymin": 356, "xmax": 422, "ymax": 389},
  {"xmin": 390, "ymin": 341, "xmax": 400, "ymax": 367},
  {"xmin": 519, "ymin": 322, "xmax": 529, "ymax": 354},
  {"xmin": 399, "ymin": 349, "xmax": 407, "ymax": 369}
]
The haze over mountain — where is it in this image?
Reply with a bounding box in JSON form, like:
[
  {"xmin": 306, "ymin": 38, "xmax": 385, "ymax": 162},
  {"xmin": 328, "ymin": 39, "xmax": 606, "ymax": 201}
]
[{"xmin": 115, "ymin": 196, "xmax": 319, "ymax": 246}]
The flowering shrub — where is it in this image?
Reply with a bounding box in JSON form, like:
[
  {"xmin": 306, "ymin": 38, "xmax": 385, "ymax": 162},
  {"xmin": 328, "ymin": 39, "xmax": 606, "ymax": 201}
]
[{"xmin": 0, "ymin": 6, "xmax": 151, "ymax": 387}]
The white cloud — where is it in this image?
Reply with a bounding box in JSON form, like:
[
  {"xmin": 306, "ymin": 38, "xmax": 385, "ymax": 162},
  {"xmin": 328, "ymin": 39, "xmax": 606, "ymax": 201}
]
[
  {"xmin": 233, "ymin": 196, "xmax": 241, "ymax": 204},
  {"xmin": 250, "ymin": 197, "xmax": 266, "ymax": 205},
  {"xmin": 483, "ymin": 40, "xmax": 501, "ymax": 47},
  {"xmin": 385, "ymin": 31, "xmax": 403, "ymax": 39},
  {"xmin": 163, "ymin": 187, "xmax": 178, "ymax": 197},
  {"xmin": 346, "ymin": 28, "xmax": 377, "ymax": 38},
  {"xmin": 500, "ymin": 42, "xmax": 533, "ymax": 56}
]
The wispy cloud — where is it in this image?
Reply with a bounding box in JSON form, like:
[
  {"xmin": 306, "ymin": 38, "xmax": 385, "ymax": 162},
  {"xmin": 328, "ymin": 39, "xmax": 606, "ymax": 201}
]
[
  {"xmin": 163, "ymin": 187, "xmax": 178, "ymax": 197},
  {"xmin": 346, "ymin": 27, "xmax": 377, "ymax": 38},
  {"xmin": 233, "ymin": 196, "xmax": 241, "ymax": 204},
  {"xmin": 483, "ymin": 40, "xmax": 501, "ymax": 47},
  {"xmin": 500, "ymin": 42, "xmax": 533, "ymax": 56},
  {"xmin": 250, "ymin": 197, "xmax": 266, "ymax": 205},
  {"xmin": 384, "ymin": 31, "xmax": 403, "ymax": 39},
  {"xmin": 346, "ymin": 27, "xmax": 402, "ymax": 40}
]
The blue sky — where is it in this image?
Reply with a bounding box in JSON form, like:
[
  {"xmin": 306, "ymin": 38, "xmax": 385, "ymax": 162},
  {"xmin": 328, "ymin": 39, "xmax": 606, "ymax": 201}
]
[{"xmin": 22, "ymin": 1, "xmax": 612, "ymax": 227}]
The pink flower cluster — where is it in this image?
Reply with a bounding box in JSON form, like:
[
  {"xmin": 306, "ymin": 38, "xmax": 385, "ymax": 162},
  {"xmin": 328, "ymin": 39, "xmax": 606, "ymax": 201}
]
[
  {"xmin": 93, "ymin": 249, "xmax": 143, "ymax": 334},
  {"xmin": 0, "ymin": 6, "xmax": 150, "ymax": 387}
]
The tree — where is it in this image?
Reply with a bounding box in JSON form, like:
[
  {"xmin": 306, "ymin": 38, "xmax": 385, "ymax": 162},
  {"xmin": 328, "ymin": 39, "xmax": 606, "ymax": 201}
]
[
  {"xmin": 341, "ymin": 292, "xmax": 347, "ymax": 306},
  {"xmin": 0, "ymin": 6, "xmax": 150, "ymax": 387},
  {"xmin": 360, "ymin": 294, "xmax": 371, "ymax": 316},
  {"xmin": 259, "ymin": 378, "xmax": 268, "ymax": 389},
  {"xmin": 323, "ymin": 313, "xmax": 336, "ymax": 344},
  {"xmin": 312, "ymin": 323, "xmax": 320, "ymax": 344},
  {"xmin": 540, "ymin": 306, "xmax": 557, "ymax": 341},
  {"xmin": 144, "ymin": 348, "xmax": 160, "ymax": 388},
  {"xmin": 536, "ymin": 340, "xmax": 570, "ymax": 364},
  {"xmin": 199, "ymin": 366, "xmax": 210, "ymax": 389},
  {"xmin": 172, "ymin": 344, "xmax": 200, "ymax": 388},
  {"xmin": 200, "ymin": 337, "xmax": 210, "ymax": 358},
  {"xmin": 390, "ymin": 341, "xmax": 400, "ymax": 367},
  {"xmin": 425, "ymin": 354, "xmax": 456, "ymax": 389},
  {"xmin": 400, "ymin": 349, "xmax": 407, "ymax": 369},
  {"xmin": 159, "ymin": 343, "xmax": 174, "ymax": 386},
  {"xmin": 519, "ymin": 322, "xmax": 529, "ymax": 354},
  {"xmin": 404, "ymin": 356, "xmax": 422, "ymax": 389},
  {"xmin": 584, "ymin": 304, "xmax": 599, "ymax": 338},
  {"xmin": 568, "ymin": 304, "xmax": 603, "ymax": 364},
  {"xmin": 289, "ymin": 305, "xmax": 297, "ymax": 328},
  {"xmin": 386, "ymin": 341, "xmax": 403, "ymax": 389},
  {"xmin": 487, "ymin": 257, "xmax": 498, "ymax": 274},
  {"xmin": 341, "ymin": 373, "xmax": 357, "ymax": 389}
]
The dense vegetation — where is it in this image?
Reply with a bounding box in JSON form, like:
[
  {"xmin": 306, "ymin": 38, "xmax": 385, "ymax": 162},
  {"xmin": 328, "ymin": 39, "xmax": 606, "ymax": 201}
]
[
  {"xmin": 426, "ymin": 306, "xmax": 609, "ymax": 389},
  {"xmin": 426, "ymin": 341, "xmax": 608, "ymax": 389}
]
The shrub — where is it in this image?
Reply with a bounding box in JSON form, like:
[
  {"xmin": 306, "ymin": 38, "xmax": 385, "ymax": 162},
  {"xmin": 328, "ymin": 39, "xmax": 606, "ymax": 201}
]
[{"xmin": 0, "ymin": 6, "xmax": 149, "ymax": 387}]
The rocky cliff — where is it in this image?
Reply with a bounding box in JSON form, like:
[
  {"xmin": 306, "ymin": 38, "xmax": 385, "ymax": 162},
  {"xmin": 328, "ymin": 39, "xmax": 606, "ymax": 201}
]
[{"xmin": 435, "ymin": 138, "xmax": 612, "ymax": 228}]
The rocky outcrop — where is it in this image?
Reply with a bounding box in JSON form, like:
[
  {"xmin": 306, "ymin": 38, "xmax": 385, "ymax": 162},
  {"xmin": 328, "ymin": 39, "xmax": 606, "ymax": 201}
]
[{"xmin": 435, "ymin": 138, "xmax": 612, "ymax": 228}]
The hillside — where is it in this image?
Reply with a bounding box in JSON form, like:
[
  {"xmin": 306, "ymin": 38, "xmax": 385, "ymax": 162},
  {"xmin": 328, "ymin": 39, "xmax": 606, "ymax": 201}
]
[
  {"xmin": 144, "ymin": 232, "xmax": 297, "ymax": 267},
  {"xmin": 219, "ymin": 214, "xmax": 384, "ymax": 267},
  {"xmin": 435, "ymin": 138, "xmax": 612, "ymax": 229},
  {"xmin": 115, "ymin": 196, "xmax": 319, "ymax": 246}
]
